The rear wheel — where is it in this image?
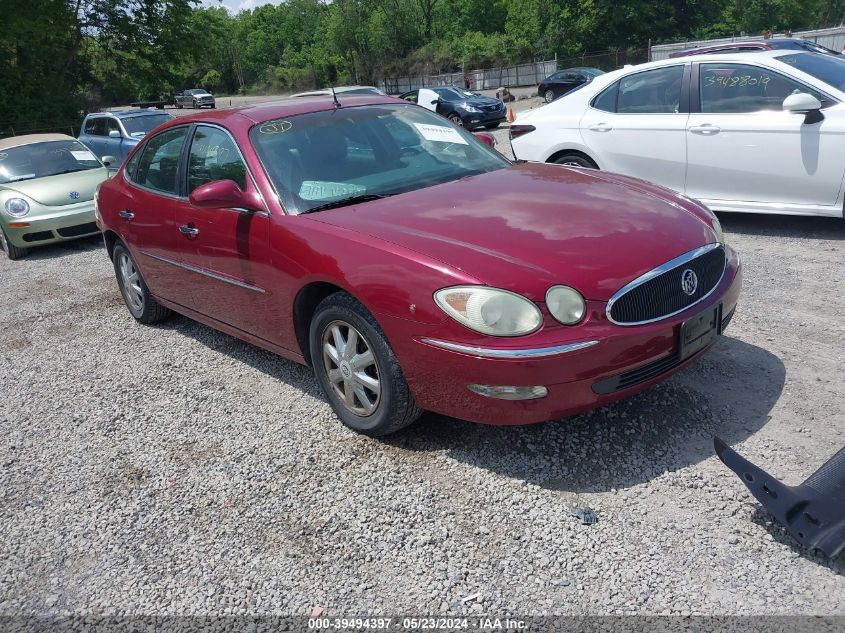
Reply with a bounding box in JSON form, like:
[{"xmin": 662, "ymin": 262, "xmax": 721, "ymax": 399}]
[
  {"xmin": 310, "ymin": 292, "xmax": 422, "ymax": 437},
  {"xmin": 544, "ymin": 89, "xmax": 556, "ymax": 103},
  {"xmin": 552, "ymin": 153, "xmax": 598, "ymax": 169},
  {"xmin": 448, "ymin": 113, "xmax": 464, "ymax": 127},
  {"xmin": 112, "ymin": 243, "xmax": 171, "ymax": 324},
  {"xmin": 0, "ymin": 227, "xmax": 27, "ymax": 260}
]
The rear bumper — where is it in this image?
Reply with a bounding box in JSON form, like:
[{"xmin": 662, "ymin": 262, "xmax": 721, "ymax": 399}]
[
  {"xmin": 3, "ymin": 204, "xmax": 98, "ymax": 248},
  {"xmin": 385, "ymin": 247, "xmax": 742, "ymax": 425}
]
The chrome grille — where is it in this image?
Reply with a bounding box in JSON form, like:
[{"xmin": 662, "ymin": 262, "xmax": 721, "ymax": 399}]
[{"xmin": 607, "ymin": 244, "xmax": 726, "ymax": 326}]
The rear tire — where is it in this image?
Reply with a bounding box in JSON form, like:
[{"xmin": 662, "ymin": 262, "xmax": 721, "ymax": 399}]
[
  {"xmin": 310, "ymin": 292, "xmax": 422, "ymax": 437},
  {"xmin": 112, "ymin": 243, "xmax": 171, "ymax": 324},
  {"xmin": 552, "ymin": 153, "xmax": 598, "ymax": 169},
  {"xmin": 0, "ymin": 227, "xmax": 27, "ymax": 260},
  {"xmin": 544, "ymin": 89, "xmax": 556, "ymax": 103}
]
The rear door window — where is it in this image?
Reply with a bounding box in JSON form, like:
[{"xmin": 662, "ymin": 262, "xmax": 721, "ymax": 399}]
[
  {"xmin": 617, "ymin": 65, "xmax": 684, "ymax": 114},
  {"xmin": 132, "ymin": 127, "xmax": 188, "ymax": 195}
]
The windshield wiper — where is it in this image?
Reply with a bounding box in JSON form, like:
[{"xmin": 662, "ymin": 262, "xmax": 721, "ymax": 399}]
[
  {"xmin": 52, "ymin": 168, "xmax": 94, "ymax": 176},
  {"xmin": 299, "ymin": 193, "xmax": 394, "ymax": 214}
]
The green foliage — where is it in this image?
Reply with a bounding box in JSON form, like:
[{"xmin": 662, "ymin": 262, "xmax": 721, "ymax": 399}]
[{"xmin": 1, "ymin": 0, "xmax": 844, "ymax": 133}]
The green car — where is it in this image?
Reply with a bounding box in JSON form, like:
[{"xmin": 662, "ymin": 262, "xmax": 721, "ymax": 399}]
[{"xmin": 0, "ymin": 133, "xmax": 113, "ymax": 260}]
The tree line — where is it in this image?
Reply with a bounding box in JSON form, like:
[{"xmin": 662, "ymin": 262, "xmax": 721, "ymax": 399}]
[{"xmin": 1, "ymin": 0, "xmax": 844, "ymax": 133}]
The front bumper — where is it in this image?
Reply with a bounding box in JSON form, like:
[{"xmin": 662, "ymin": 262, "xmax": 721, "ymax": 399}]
[
  {"xmin": 2, "ymin": 203, "xmax": 99, "ymax": 248},
  {"xmin": 464, "ymin": 108, "xmax": 507, "ymax": 129},
  {"xmin": 386, "ymin": 247, "xmax": 742, "ymax": 425}
]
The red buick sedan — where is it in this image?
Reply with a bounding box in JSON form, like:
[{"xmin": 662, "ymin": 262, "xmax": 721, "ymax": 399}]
[{"xmin": 95, "ymin": 95, "xmax": 741, "ymax": 436}]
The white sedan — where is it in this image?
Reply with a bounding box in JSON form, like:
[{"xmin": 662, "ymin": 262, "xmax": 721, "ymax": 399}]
[{"xmin": 510, "ymin": 51, "xmax": 845, "ymax": 218}]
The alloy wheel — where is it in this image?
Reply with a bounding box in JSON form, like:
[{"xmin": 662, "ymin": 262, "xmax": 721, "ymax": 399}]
[
  {"xmin": 321, "ymin": 320, "xmax": 381, "ymax": 416},
  {"xmin": 544, "ymin": 90, "xmax": 555, "ymax": 103},
  {"xmin": 118, "ymin": 251, "xmax": 144, "ymax": 313},
  {"xmin": 0, "ymin": 228, "xmax": 7, "ymax": 253},
  {"xmin": 448, "ymin": 114, "xmax": 463, "ymax": 127}
]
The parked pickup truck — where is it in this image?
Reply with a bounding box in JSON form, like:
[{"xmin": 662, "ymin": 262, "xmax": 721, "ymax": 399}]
[{"xmin": 174, "ymin": 89, "xmax": 216, "ymax": 109}]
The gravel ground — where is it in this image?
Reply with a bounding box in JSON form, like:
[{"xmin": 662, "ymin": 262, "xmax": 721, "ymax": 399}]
[{"xmin": 1, "ymin": 170, "xmax": 845, "ymax": 616}]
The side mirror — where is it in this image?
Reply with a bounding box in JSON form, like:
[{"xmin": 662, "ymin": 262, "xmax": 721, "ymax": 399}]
[
  {"xmin": 101, "ymin": 155, "xmax": 117, "ymax": 167},
  {"xmin": 783, "ymin": 92, "xmax": 822, "ymax": 113},
  {"xmin": 188, "ymin": 179, "xmax": 264, "ymax": 212},
  {"xmin": 473, "ymin": 132, "xmax": 496, "ymax": 149},
  {"xmin": 430, "ymin": 99, "xmax": 440, "ymax": 105},
  {"xmin": 108, "ymin": 130, "xmax": 121, "ymax": 138}
]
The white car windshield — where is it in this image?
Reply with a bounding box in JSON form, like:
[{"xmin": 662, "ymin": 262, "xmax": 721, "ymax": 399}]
[
  {"xmin": 0, "ymin": 140, "xmax": 101, "ymax": 184},
  {"xmin": 250, "ymin": 103, "xmax": 508, "ymax": 214}
]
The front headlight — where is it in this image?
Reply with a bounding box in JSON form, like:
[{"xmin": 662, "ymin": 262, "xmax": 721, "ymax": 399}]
[
  {"xmin": 4, "ymin": 198, "xmax": 30, "ymax": 218},
  {"xmin": 434, "ymin": 286, "xmax": 542, "ymax": 337},
  {"xmin": 462, "ymin": 103, "xmax": 481, "ymax": 113},
  {"xmin": 546, "ymin": 285, "xmax": 586, "ymax": 325}
]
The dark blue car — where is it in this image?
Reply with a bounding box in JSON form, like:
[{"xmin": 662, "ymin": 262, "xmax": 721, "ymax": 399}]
[
  {"xmin": 78, "ymin": 110, "xmax": 174, "ymax": 163},
  {"xmin": 399, "ymin": 87, "xmax": 507, "ymax": 129}
]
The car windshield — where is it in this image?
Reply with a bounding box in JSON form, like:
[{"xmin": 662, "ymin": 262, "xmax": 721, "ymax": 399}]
[
  {"xmin": 0, "ymin": 140, "xmax": 101, "ymax": 184},
  {"xmin": 772, "ymin": 40, "xmax": 838, "ymax": 55},
  {"xmin": 776, "ymin": 52, "xmax": 845, "ymax": 91},
  {"xmin": 249, "ymin": 103, "xmax": 509, "ymax": 215},
  {"xmin": 121, "ymin": 113, "xmax": 174, "ymax": 137},
  {"xmin": 432, "ymin": 87, "xmax": 471, "ymax": 101}
]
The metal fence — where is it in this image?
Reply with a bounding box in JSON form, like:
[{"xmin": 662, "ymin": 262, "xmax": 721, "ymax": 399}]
[
  {"xmin": 379, "ymin": 49, "xmax": 649, "ymax": 94},
  {"xmin": 650, "ymin": 25, "xmax": 845, "ymax": 60},
  {"xmin": 0, "ymin": 121, "xmax": 82, "ymax": 140}
]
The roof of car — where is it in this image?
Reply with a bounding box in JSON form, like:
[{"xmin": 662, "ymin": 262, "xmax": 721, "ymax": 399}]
[
  {"xmin": 85, "ymin": 109, "xmax": 170, "ymax": 119},
  {"xmin": 0, "ymin": 133, "xmax": 74, "ymax": 151},
  {"xmin": 155, "ymin": 95, "xmax": 403, "ymax": 129}
]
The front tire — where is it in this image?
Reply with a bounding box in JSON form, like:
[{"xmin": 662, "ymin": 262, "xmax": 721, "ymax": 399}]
[
  {"xmin": 552, "ymin": 153, "xmax": 598, "ymax": 169},
  {"xmin": 192, "ymin": 99, "xmax": 198, "ymax": 109},
  {"xmin": 112, "ymin": 243, "xmax": 171, "ymax": 324},
  {"xmin": 0, "ymin": 227, "xmax": 28, "ymax": 260},
  {"xmin": 310, "ymin": 292, "xmax": 422, "ymax": 437},
  {"xmin": 448, "ymin": 113, "xmax": 464, "ymax": 127}
]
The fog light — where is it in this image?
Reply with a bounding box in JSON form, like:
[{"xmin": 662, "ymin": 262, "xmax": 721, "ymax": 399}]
[{"xmin": 467, "ymin": 384, "xmax": 548, "ymax": 400}]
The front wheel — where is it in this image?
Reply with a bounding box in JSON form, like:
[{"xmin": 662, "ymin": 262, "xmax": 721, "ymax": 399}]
[
  {"xmin": 310, "ymin": 293, "xmax": 422, "ymax": 436},
  {"xmin": 448, "ymin": 113, "xmax": 464, "ymax": 127},
  {"xmin": 112, "ymin": 243, "xmax": 171, "ymax": 324},
  {"xmin": 0, "ymin": 227, "xmax": 27, "ymax": 260}
]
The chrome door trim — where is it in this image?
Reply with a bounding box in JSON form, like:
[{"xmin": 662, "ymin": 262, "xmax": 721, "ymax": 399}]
[
  {"xmin": 420, "ymin": 338, "xmax": 599, "ymax": 359},
  {"xmin": 140, "ymin": 251, "xmax": 265, "ymax": 294}
]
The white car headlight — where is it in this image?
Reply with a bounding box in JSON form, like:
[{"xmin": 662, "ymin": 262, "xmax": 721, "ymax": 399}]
[
  {"xmin": 546, "ymin": 285, "xmax": 586, "ymax": 325},
  {"xmin": 4, "ymin": 198, "xmax": 30, "ymax": 218},
  {"xmin": 462, "ymin": 103, "xmax": 481, "ymax": 113},
  {"xmin": 434, "ymin": 286, "xmax": 542, "ymax": 337}
]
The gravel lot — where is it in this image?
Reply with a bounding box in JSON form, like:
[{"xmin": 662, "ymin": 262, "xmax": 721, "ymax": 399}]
[{"xmin": 1, "ymin": 138, "xmax": 845, "ymax": 616}]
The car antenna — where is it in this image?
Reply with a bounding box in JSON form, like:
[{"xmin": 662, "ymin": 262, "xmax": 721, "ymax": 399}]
[{"xmin": 330, "ymin": 85, "xmax": 341, "ymax": 108}]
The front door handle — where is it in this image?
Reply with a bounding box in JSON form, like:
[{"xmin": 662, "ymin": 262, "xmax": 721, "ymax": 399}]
[
  {"xmin": 179, "ymin": 224, "xmax": 199, "ymax": 237},
  {"xmin": 689, "ymin": 124, "xmax": 721, "ymax": 135},
  {"xmin": 588, "ymin": 123, "xmax": 612, "ymax": 132},
  {"xmin": 118, "ymin": 210, "xmax": 134, "ymax": 221}
]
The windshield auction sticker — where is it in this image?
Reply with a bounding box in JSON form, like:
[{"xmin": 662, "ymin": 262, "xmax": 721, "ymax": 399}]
[
  {"xmin": 70, "ymin": 150, "xmax": 97, "ymax": 162},
  {"xmin": 413, "ymin": 123, "xmax": 468, "ymax": 144}
]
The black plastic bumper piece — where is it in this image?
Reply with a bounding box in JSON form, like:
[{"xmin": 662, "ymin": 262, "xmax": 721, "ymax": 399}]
[{"xmin": 714, "ymin": 437, "xmax": 845, "ymax": 558}]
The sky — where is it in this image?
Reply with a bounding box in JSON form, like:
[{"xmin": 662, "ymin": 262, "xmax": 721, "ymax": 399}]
[{"xmin": 201, "ymin": 0, "xmax": 282, "ymax": 13}]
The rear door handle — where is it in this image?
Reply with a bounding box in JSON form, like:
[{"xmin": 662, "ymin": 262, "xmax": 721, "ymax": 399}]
[
  {"xmin": 588, "ymin": 123, "xmax": 612, "ymax": 132},
  {"xmin": 118, "ymin": 210, "xmax": 134, "ymax": 221},
  {"xmin": 689, "ymin": 124, "xmax": 721, "ymax": 135},
  {"xmin": 179, "ymin": 224, "xmax": 199, "ymax": 237}
]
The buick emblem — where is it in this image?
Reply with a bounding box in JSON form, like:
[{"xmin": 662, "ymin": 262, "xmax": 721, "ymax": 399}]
[
  {"xmin": 69, "ymin": 191, "xmax": 80, "ymax": 200},
  {"xmin": 681, "ymin": 269, "xmax": 698, "ymax": 296}
]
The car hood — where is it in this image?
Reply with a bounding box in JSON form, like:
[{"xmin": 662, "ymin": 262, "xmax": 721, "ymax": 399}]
[
  {"xmin": 0, "ymin": 168, "xmax": 109, "ymax": 207},
  {"xmin": 310, "ymin": 163, "xmax": 718, "ymax": 302},
  {"xmin": 463, "ymin": 95, "xmax": 503, "ymax": 107},
  {"xmin": 194, "ymin": 93, "xmax": 213, "ymax": 98}
]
